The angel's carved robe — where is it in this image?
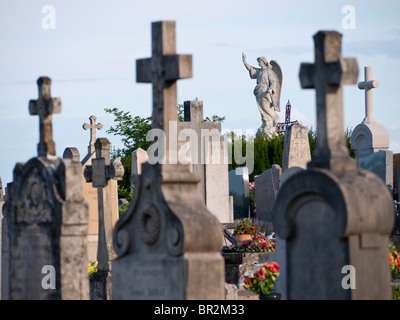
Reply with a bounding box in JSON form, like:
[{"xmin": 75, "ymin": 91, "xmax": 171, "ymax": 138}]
[{"xmin": 246, "ymin": 66, "xmax": 279, "ymax": 135}]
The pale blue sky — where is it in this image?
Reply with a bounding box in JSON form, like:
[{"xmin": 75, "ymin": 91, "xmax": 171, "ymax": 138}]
[{"xmin": 1, "ymin": 0, "xmax": 400, "ymax": 186}]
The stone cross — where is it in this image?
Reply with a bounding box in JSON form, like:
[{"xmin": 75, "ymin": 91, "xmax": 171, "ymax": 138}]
[
  {"xmin": 112, "ymin": 21, "xmax": 224, "ymax": 300},
  {"xmin": 29, "ymin": 77, "xmax": 62, "ymax": 157},
  {"xmin": 358, "ymin": 66, "xmax": 379, "ymax": 124},
  {"xmin": 136, "ymin": 21, "xmax": 192, "ymax": 171},
  {"xmin": 299, "ymin": 31, "xmax": 358, "ymax": 171},
  {"xmin": 83, "ymin": 115, "xmax": 103, "ymax": 155},
  {"xmin": 273, "ymin": 30, "xmax": 393, "ymax": 300},
  {"xmin": 84, "ymin": 138, "xmax": 123, "ymax": 299}
]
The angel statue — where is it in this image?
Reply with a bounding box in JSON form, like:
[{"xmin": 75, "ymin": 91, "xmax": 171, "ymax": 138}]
[{"xmin": 242, "ymin": 53, "xmax": 283, "ymax": 137}]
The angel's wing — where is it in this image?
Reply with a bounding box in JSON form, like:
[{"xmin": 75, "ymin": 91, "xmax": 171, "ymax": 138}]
[{"xmin": 270, "ymin": 60, "xmax": 283, "ymax": 112}]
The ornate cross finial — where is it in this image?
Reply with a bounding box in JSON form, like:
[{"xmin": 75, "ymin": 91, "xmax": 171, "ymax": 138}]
[
  {"xmin": 358, "ymin": 66, "xmax": 379, "ymax": 124},
  {"xmin": 29, "ymin": 77, "xmax": 62, "ymax": 157},
  {"xmin": 136, "ymin": 21, "xmax": 192, "ymax": 170},
  {"xmin": 299, "ymin": 31, "xmax": 358, "ymax": 171},
  {"xmin": 83, "ymin": 115, "xmax": 103, "ymax": 155}
]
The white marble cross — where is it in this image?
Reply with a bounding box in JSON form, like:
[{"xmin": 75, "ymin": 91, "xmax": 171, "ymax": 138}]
[
  {"xmin": 358, "ymin": 66, "xmax": 379, "ymax": 124},
  {"xmin": 299, "ymin": 31, "xmax": 358, "ymax": 171},
  {"xmin": 136, "ymin": 21, "xmax": 192, "ymax": 171},
  {"xmin": 83, "ymin": 115, "xmax": 103, "ymax": 155},
  {"xmin": 29, "ymin": 77, "xmax": 61, "ymax": 157}
]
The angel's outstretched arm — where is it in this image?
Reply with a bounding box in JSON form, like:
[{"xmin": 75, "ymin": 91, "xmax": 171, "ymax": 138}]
[{"xmin": 242, "ymin": 52, "xmax": 257, "ymax": 78}]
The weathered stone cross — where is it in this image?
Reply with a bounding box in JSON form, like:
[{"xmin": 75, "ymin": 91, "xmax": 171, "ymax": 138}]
[
  {"xmin": 299, "ymin": 31, "xmax": 358, "ymax": 171},
  {"xmin": 358, "ymin": 66, "xmax": 379, "ymax": 124},
  {"xmin": 29, "ymin": 77, "xmax": 62, "ymax": 157},
  {"xmin": 136, "ymin": 21, "xmax": 192, "ymax": 170},
  {"xmin": 83, "ymin": 115, "xmax": 103, "ymax": 155},
  {"xmin": 84, "ymin": 138, "xmax": 124, "ymax": 277}
]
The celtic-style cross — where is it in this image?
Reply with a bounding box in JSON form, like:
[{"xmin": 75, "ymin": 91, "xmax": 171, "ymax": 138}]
[
  {"xmin": 299, "ymin": 31, "xmax": 359, "ymax": 171},
  {"xmin": 83, "ymin": 115, "xmax": 103, "ymax": 155},
  {"xmin": 29, "ymin": 77, "xmax": 61, "ymax": 157},
  {"xmin": 136, "ymin": 21, "xmax": 192, "ymax": 171}
]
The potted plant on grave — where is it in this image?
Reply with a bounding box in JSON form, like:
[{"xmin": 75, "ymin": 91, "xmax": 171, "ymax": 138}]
[
  {"xmin": 239, "ymin": 235, "xmax": 276, "ymax": 253},
  {"xmin": 233, "ymin": 219, "xmax": 257, "ymax": 246},
  {"xmin": 242, "ymin": 261, "xmax": 281, "ymax": 300}
]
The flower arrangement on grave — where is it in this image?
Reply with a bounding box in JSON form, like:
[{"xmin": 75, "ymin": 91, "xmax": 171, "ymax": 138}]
[
  {"xmin": 389, "ymin": 242, "xmax": 400, "ymax": 300},
  {"xmin": 88, "ymin": 260, "xmax": 98, "ymax": 278},
  {"xmin": 249, "ymin": 181, "xmax": 256, "ymax": 207},
  {"xmin": 223, "ymin": 235, "xmax": 276, "ymax": 253},
  {"xmin": 242, "ymin": 262, "xmax": 280, "ymax": 297},
  {"xmin": 240, "ymin": 235, "xmax": 276, "ymax": 253},
  {"xmin": 232, "ymin": 219, "xmax": 257, "ymax": 236}
]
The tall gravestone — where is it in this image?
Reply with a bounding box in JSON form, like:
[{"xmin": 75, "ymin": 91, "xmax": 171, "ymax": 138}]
[
  {"xmin": 229, "ymin": 167, "xmax": 250, "ymax": 220},
  {"xmin": 178, "ymin": 100, "xmax": 231, "ymax": 223},
  {"xmin": 131, "ymin": 147, "xmax": 149, "ymax": 177},
  {"xmin": 351, "ymin": 66, "xmax": 389, "ymax": 160},
  {"xmin": 64, "ymin": 115, "xmax": 120, "ymax": 262},
  {"xmin": 358, "ymin": 149, "xmax": 393, "ymax": 194},
  {"xmin": 112, "ymin": 21, "xmax": 224, "ymax": 300},
  {"xmin": 84, "ymin": 138, "xmax": 124, "ymax": 300},
  {"xmin": 282, "ymin": 123, "xmax": 311, "ymax": 170},
  {"xmin": 7, "ymin": 77, "xmax": 89, "ymax": 300},
  {"xmin": 254, "ymin": 164, "xmax": 281, "ymax": 222},
  {"xmin": 273, "ymin": 31, "xmax": 393, "ymax": 300}
]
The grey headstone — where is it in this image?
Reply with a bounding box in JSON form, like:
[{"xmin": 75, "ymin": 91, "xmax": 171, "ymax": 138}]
[
  {"xmin": 112, "ymin": 21, "xmax": 224, "ymax": 300},
  {"xmin": 273, "ymin": 31, "xmax": 393, "ymax": 300},
  {"xmin": 229, "ymin": 167, "xmax": 250, "ymax": 220},
  {"xmin": 358, "ymin": 149, "xmax": 393, "ymax": 194},
  {"xmin": 8, "ymin": 77, "xmax": 89, "ymax": 300},
  {"xmin": 84, "ymin": 138, "xmax": 124, "ymax": 300},
  {"xmin": 254, "ymin": 164, "xmax": 281, "ymax": 222},
  {"xmin": 282, "ymin": 123, "xmax": 311, "ymax": 170},
  {"xmin": 178, "ymin": 100, "xmax": 231, "ymax": 223},
  {"xmin": 63, "ymin": 147, "xmax": 80, "ymax": 162}
]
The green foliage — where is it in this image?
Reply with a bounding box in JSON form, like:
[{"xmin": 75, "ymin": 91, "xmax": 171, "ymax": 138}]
[
  {"xmin": 228, "ymin": 131, "xmax": 285, "ymax": 182},
  {"xmin": 105, "ymin": 107, "xmax": 153, "ymax": 191}
]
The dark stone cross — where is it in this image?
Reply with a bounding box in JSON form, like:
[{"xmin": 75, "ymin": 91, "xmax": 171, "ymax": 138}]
[
  {"xmin": 299, "ymin": 31, "xmax": 358, "ymax": 171},
  {"xmin": 83, "ymin": 115, "xmax": 103, "ymax": 155},
  {"xmin": 136, "ymin": 21, "xmax": 192, "ymax": 170},
  {"xmin": 84, "ymin": 138, "xmax": 124, "ymax": 299},
  {"xmin": 29, "ymin": 77, "xmax": 61, "ymax": 157}
]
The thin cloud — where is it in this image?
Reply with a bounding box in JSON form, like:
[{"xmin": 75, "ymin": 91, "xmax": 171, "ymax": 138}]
[{"xmin": 345, "ymin": 38, "xmax": 400, "ymax": 59}]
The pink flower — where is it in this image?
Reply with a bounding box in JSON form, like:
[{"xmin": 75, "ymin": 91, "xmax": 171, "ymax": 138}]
[{"xmin": 249, "ymin": 182, "xmax": 255, "ymax": 191}]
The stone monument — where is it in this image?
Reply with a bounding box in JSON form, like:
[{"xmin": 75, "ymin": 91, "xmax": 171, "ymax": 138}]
[
  {"xmin": 112, "ymin": 21, "xmax": 225, "ymax": 300},
  {"xmin": 84, "ymin": 138, "xmax": 124, "ymax": 300},
  {"xmin": 351, "ymin": 66, "xmax": 389, "ymax": 160},
  {"xmin": 282, "ymin": 123, "xmax": 311, "ymax": 170},
  {"xmin": 242, "ymin": 53, "xmax": 282, "ymax": 137},
  {"xmin": 178, "ymin": 100, "xmax": 231, "ymax": 223},
  {"xmin": 273, "ymin": 31, "xmax": 393, "ymax": 300},
  {"xmin": 228, "ymin": 167, "xmax": 250, "ymax": 220},
  {"xmin": 7, "ymin": 77, "xmax": 89, "ymax": 300}
]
